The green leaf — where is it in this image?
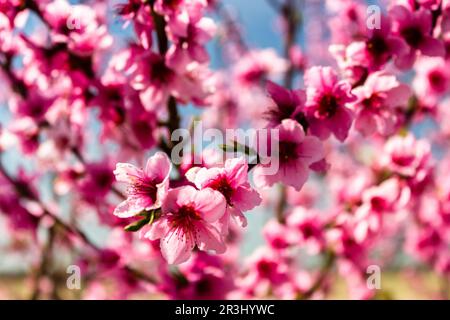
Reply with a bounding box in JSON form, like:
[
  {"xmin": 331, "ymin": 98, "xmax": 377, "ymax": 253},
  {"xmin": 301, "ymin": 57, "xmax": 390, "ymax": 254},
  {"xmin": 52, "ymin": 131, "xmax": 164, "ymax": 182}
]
[
  {"xmin": 219, "ymin": 140, "xmax": 258, "ymax": 156},
  {"xmin": 124, "ymin": 211, "xmax": 156, "ymax": 232}
]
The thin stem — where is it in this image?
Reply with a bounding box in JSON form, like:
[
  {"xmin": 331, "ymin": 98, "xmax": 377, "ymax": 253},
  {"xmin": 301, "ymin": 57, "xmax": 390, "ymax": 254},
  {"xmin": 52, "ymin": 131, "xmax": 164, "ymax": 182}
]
[
  {"xmin": 273, "ymin": 0, "xmax": 301, "ymax": 223},
  {"xmin": 150, "ymin": 4, "xmax": 181, "ymax": 154}
]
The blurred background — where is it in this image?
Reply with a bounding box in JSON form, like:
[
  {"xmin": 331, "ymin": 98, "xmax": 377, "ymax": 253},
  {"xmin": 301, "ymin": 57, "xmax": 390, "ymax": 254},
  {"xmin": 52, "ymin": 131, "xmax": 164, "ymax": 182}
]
[{"xmin": 0, "ymin": 0, "xmax": 446, "ymax": 299}]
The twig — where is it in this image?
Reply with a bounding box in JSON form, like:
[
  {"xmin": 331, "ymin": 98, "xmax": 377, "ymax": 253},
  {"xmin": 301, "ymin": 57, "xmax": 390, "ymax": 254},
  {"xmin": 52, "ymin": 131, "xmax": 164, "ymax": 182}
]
[
  {"xmin": 273, "ymin": 0, "xmax": 301, "ymax": 223},
  {"xmin": 30, "ymin": 224, "xmax": 56, "ymax": 300},
  {"xmin": 150, "ymin": 4, "xmax": 181, "ymax": 154}
]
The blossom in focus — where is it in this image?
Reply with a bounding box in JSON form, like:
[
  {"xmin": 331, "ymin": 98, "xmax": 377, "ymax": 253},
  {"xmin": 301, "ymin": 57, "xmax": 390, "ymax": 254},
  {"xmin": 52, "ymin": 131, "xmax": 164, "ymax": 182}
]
[
  {"xmin": 146, "ymin": 186, "xmax": 226, "ymax": 264},
  {"xmin": 113, "ymin": 152, "xmax": 172, "ymax": 218},
  {"xmin": 187, "ymin": 157, "xmax": 261, "ymax": 232}
]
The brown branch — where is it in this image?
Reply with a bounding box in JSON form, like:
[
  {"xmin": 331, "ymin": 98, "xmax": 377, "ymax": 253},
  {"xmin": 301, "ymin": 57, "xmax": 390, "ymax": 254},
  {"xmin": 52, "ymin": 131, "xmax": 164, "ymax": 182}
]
[
  {"xmin": 30, "ymin": 224, "xmax": 56, "ymax": 300},
  {"xmin": 150, "ymin": 4, "xmax": 181, "ymax": 155},
  {"xmin": 273, "ymin": 0, "xmax": 302, "ymax": 223}
]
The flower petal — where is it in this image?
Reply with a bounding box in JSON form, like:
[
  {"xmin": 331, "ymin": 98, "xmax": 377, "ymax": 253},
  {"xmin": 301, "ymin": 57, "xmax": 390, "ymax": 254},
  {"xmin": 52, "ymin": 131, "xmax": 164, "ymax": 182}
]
[
  {"xmin": 193, "ymin": 188, "xmax": 226, "ymax": 222},
  {"xmin": 160, "ymin": 227, "xmax": 194, "ymax": 265},
  {"xmin": 194, "ymin": 222, "xmax": 226, "ymax": 254}
]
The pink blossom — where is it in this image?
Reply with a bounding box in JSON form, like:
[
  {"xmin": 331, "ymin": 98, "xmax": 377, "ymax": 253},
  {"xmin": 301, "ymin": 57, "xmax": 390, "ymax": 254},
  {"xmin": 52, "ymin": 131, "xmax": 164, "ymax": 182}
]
[
  {"xmin": 15, "ymin": 92, "xmax": 54, "ymax": 122},
  {"xmin": 264, "ymin": 80, "xmax": 308, "ymax": 129},
  {"xmin": 117, "ymin": 0, "xmax": 153, "ymax": 49},
  {"xmin": 233, "ymin": 49, "xmax": 287, "ymax": 87},
  {"xmin": 353, "ymin": 178, "xmax": 410, "ymax": 242},
  {"xmin": 352, "ymin": 71, "xmax": 411, "ymax": 136},
  {"xmin": 390, "ymin": 5, "xmax": 445, "ymax": 69},
  {"xmin": 345, "ymin": 15, "xmax": 408, "ymax": 70},
  {"xmin": 286, "ymin": 207, "xmax": 326, "ymax": 254},
  {"xmin": 263, "ymin": 219, "xmax": 293, "ymax": 250},
  {"xmin": 113, "ymin": 152, "xmax": 172, "ymax": 218},
  {"xmin": 128, "ymin": 50, "xmax": 209, "ymax": 111},
  {"xmin": 236, "ymin": 248, "xmax": 290, "ymax": 298},
  {"xmin": 44, "ymin": 1, "xmax": 112, "ymax": 56},
  {"xmin": 146, "ymin": 186, "xmax": 226, "ymax": 264},
  {"xmin": 253, "ymin": 119, "xmax": 324, "ymax": 191},
  {"xmin": 328, "ymin": 1, "xmax": 367, "ymax": 45},
  {"xmin": 413, "ymin": 57, "xmax": 450, "ymax": 104},
  {"xmin": 159, "ymin": 251, "xmax": 234, "ymax": 299},
  {"xmin": 187, "ymin": 157, "xmax": 261, "ymax": 231},
  {"xmin": 378, "ymin": 134, "xmax": 431, "ymax": 178},
  {"xmin": 304, "ymin": 66, "xmax": 356, "ymax": 142},
  {"xmin": 166, "ymin": 6, "xmax": 216, "ymax": 70},
  {"xmin": 78, "ymin": 162, "xmax": 115, "ymax": 205}
]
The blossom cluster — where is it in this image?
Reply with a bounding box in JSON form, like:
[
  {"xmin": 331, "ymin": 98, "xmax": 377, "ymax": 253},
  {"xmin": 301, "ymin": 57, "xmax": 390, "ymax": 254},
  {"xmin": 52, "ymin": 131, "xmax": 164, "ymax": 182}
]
[{"xmin": 0, "ymin": 0, "xmax": 449, "ymax": 300}]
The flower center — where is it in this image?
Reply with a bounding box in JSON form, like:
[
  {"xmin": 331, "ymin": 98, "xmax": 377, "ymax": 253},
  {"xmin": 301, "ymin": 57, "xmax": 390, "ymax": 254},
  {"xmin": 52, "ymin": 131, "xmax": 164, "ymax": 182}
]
[
  {"xmin": 391, "ymin": 153, "xmax": 415, "ymax": 167},
  {"xmin": 256, "ymin": 260, "xmax": 277, "ymax": 278},
  {"xmin": 428, "ymin": 70, "xmax": 446, "ymax": 92},
  {"xmin": 129, "ymin": 177, "xmax": 158, "ymax": 202},
  {"xmin": 370, "ymin": 196, "xmax": 387, "ymax": 212},
  {"xmin": 366, "ymin": 35, "xmax": 388, "ymax": 57},
  {"xmin": 401, "ymin": 27, "xmax": 423, "ymax": 48},
  {"xmin": 362, "ymin": 94, "xmax": 384, "ymax": 110},
  {"xmin": 278, "ymin": 141, "xmax": 299, "ymax": 162},
  {"xmin": 206, "ymin": 176, "xmax": 234, "ymax": 206},
  {"xmin": 170, "ymin": 205, "xmax": 202, "ymax": 230},
  {"xmin": 165, "ymin": 0, "xmax": 183, "ymax": 10},
  {"xmin": 301, "ymin": 222, "xmax": 317, "ymax": 239},
  {"xmin": 150, "ymin": 58, "xmax": 174, "ymax": 84},
  {"xmin": 317, "ymin": 94, "xmax": 339, "ymax": 118}
]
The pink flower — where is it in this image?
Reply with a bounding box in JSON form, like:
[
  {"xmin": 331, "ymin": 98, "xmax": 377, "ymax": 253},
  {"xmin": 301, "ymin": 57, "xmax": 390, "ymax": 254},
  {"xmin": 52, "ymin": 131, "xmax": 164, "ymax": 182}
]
[
  {"xmin": 236, "ymin": 247, "xmax": 290, "ymax": 298},
  {"xmin": 328, "ymin": 1, "xmax": 367, "ymax": 45},
  {"xmin": 390, "ymin": 5, "xmax": 445, "ymax": 69},
  {"xmin": 0, "ymin": 171, "xmax": 40, "ymax": 232},
  {"xmin": 353, "ymin": 178, "xmax": 410, "ymax": 242},
  {"xmin": 166, "ymin": 6, "xmax": 216, "ymax": 70},
  {"xmin": 263, "ymin": 219, "xmax": 293, "ymax": 250},
  {"xmin": 352, "ymin": 71, "xmax": 411, "ymax": 136},
  {"xmin": 159, "ymin": 251, "xmax": 234, "ymax": 299},
  {"xmin": 78, "ymin": 162, "xmax": 115, "ymax": 205},
  {"xmin": 379, "ymin": 134, "xmax": 431, "ymax": 178},
  {"xmin": 253, "ymin": 119, "xmax": 324, "ymax": 191},
  {"xmin": 264, "ymin": 80, "xmax": 308, "ymax": 129},
  {"xmin": 286, "ymin": 207, "xmax": 325, "ymax": 254},
  {"xmin": 146, "ymin": 186, "xmax": 226, "ymax": 264},
  {"xmin": 15, "ymin": 92, "xmax": 53, "ymax": 122},
  {"xmin": 117, "ymin": 0, "xmax": 153, "ymax": 49},
  {"xmin": 128, "ymin": 50, "xmax": 208, "ymax": 111},
  {"xmin": 304, "ymin": 66, "xmax": 355, "ymax": 142},
  {"xmin": 406, "ymin": 226, "xmax": 445, "ymax": 262},
  {"xmin": 113, "ymin": 152, "xmax": 172, "ymax": 218},
  {"xmin": 413, "ymin": 57, "xmax": 450, "ymax": 105},
  {"xmin": 187, "ymin": 157, "xmax": 261, "ymax": 231},
  {"xmin": 44, "ymin": 1, "xmax": 112, "ymax": 56},
  {"xmin": 233, "ymin": 49, "xmax": 287, "ymax": 87},
  {"xmin": 345, "ymin": 15, "xmax": 408, "ymax": 70}
]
